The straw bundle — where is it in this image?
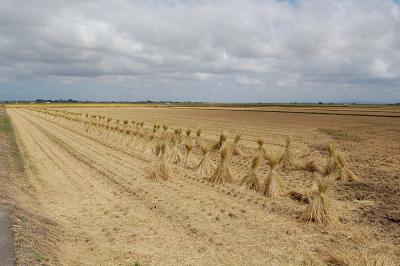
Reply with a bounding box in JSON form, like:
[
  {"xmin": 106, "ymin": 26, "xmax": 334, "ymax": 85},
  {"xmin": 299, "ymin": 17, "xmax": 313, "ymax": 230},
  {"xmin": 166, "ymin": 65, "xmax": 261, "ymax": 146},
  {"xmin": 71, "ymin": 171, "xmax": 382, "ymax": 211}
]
[
  {"xmin": 280, "ymin": 136, "xmax": 296, "ymax": 171},
  {"xmin": 238, "ymin": 156, "xmax": 261, "ymax": 191},
  {"xmin": 183, "ymin": 143, "xmax": 198, "ymax": 169},
  {"xmin": 232, "ymin": 134, "xmax": 243, "ymax": 155},
  {"xmin": 169, "ymin": 137, "xmax": 183, "ymax": 164},
  {"xmin": 195, "ymin": 129, "xmax": 202, "ymax": 147},
  {"xmin": 195, "ymin": 145, "xmax": 215, "ymax": 176},
  {"xmin": 212, "ymin": 132, "xmax": 227, "ymax": 151},
  {"xmin": 260, "ymin": 154, "xmax": 283, "ymax": 197},
  {"xmin": 209, "ymin": 147, "xmax": 233, "ymax": 184},
  {"xmin": 147, "ymin": 143, "xmax": 170, "ymax": 180},
  {"xmin": 300, "ymin": 178, "xmax": 333, "ymax": 225}
]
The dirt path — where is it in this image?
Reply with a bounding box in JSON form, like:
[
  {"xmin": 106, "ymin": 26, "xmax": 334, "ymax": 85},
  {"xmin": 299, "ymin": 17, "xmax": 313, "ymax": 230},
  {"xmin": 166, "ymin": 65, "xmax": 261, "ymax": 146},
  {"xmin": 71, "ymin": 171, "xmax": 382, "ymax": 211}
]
[
  {"xmin": 7, "ymin": 108, "xmax": 400, "ymax": 265},
  {"xmin": 0, "ymin": 209, "xmax": 14, "ymax": 266}
]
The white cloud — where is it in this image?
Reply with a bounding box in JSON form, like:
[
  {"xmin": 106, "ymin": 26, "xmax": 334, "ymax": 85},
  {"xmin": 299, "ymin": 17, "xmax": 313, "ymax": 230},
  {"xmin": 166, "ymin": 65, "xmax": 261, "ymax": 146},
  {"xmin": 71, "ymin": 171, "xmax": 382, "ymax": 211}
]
[
  {"xmin": 0, "ymin": 0, "xmax": 399, "ymax": 102},
  {"xmin": 237, "ymin": 76, "xmax": 264, "ymax": 86},
  {"xmin": 194, "ymin": 72, "xmax": 212, "ymax": 80},
  {"xmin": 372, "ymin": 58, "xmax": 394, "ymax": 78}
]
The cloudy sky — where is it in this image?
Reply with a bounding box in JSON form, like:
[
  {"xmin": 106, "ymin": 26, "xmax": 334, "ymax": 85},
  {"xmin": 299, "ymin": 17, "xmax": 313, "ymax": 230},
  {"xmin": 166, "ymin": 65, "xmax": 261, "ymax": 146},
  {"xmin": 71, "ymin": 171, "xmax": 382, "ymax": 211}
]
[{"xmin": 1, "ymin": 0, "xmax": 400, "ymax": 103}]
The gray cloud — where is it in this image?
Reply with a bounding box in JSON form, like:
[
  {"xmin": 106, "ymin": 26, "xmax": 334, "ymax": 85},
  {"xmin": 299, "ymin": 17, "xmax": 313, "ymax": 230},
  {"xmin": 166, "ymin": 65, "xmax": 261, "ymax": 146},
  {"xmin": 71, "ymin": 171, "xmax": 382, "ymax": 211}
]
[{"xmin": 0, "ymin": 0, "xmax": 400, "ymax": 102}]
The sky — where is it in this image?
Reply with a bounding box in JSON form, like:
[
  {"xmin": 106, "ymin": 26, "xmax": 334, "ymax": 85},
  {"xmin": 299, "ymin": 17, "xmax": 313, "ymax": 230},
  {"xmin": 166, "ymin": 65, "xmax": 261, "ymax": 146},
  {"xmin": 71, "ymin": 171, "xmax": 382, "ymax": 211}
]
[{"xmin": 0, "ymin": 0, "xmax": 400, "ymax": 103}]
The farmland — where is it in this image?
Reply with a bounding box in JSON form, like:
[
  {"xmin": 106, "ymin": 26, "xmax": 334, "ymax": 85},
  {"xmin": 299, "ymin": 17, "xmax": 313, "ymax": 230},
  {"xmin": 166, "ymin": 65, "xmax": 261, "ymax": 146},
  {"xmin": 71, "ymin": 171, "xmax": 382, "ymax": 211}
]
[{"xmin": 4, "ymin": 105, "xmax": 400, "ymax": 265}]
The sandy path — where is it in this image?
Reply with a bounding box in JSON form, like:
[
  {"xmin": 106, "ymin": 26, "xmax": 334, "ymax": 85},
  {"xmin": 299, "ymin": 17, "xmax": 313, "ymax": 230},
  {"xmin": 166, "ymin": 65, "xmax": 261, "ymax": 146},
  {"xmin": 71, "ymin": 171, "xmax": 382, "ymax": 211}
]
[{"xmin": 8, "ymin": 108, "xmax": 400, "ymax": 265}]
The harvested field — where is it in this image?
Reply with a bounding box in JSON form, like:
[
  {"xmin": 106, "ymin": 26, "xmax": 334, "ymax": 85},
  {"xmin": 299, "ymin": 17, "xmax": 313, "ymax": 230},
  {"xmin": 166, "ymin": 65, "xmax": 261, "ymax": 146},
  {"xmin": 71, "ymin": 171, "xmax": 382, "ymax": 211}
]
[{"xmin": 5, "ymin": 106, "xmax": 400, "ymax": 265}]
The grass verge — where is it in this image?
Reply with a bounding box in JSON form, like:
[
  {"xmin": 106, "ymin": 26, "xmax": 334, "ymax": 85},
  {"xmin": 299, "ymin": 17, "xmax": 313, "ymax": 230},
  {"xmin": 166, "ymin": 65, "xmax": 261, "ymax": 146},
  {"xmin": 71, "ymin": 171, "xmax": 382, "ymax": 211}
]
[{"xmin": 0, "ymin": 109, "xmax": 23, "ymax": 171}]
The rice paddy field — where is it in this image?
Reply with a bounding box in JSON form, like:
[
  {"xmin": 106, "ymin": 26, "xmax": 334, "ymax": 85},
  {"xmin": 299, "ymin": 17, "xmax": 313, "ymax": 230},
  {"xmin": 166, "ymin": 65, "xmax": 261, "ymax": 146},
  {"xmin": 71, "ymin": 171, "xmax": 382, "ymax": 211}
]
[{"xmin": 4, "ymin": 105, "xmax": 400, "ymax": 265}]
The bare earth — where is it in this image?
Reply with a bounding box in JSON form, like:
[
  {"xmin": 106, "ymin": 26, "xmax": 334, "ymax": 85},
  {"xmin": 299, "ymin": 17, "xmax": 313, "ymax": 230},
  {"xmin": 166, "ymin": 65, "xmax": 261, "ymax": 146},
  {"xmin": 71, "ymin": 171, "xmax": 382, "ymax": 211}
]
[{"xmin": 7, "ymin": 107, "xmax": 400, "ymax": 265}]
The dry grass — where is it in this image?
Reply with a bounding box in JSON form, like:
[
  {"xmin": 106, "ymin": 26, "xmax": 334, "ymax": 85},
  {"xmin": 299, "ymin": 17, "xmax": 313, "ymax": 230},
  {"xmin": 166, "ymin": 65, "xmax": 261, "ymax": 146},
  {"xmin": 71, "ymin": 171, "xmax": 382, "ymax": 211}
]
[
  {"xmin": 173, "ymin": 128, "xmax": 183, "ymax": 143},
  {"xmin": 324, "ymin": 145, "xmax": 359, "ymax": 181},
  {"xmin": 335, "ymin": 153, "xmax": 359, "ymax": 181},
  {"xmin": 280, "ymin": 136, "xmax": 295, "ymax": 171},
  {"xmin": 254, "ymin": 138, "xmax": 270, "ymax": 160},
  {"xmin": 162, "ymin": 125, "xmax": 169, "ymax": 139},
  {"xmin": 11, "ymin": 106, "xmax": 400, "ymax": 265},
  {"xmin": 143, "ymin": 134, "xmax": 155, "ymax": 160},
  {"xmin": 136, "ymin": 132, "xmax": 145, "ymax": 151},
  {"xmin": 147, "ymin": 143, "xmax": 170, "ymax": 180},
  {"xmin": 324, "ymin": 250, "xmax": 398, "ymax": 266},
  {"xmin": 169, "ymin": 137, "xmax": 183, "ymax": 164},
  {"xmin": 195, "ymin": 145, "xmax": 215, "ymax": 176},
  {"xmin": 183, "ymin": 143, "xmax": 198, "ymax": 169},
  {"xmin": 300, "ymin": 178, "xmax": 333, "ymax": 225},
  {"xmin": 238, "ymin": 156, "xmax": 261, "ymax": 191},
  {"xmin": 260, "ymin": 154, "xmax": 283, "ymax": 197},
  {"xmin": 302, "ymin": 160, "xmax": 318, "ymax": 172},
  {"xmin": 0, "ymin": 109, "xmax": 60, "ymax": 265},
  {"xmin": 185, "ymin": 128, "xmax": 192, "ymax": 139},
  {"xmin": 232, "ymin": 134, "xmax": 243, "ymax": 155},
  {"xmin": 195, "ymin": 129, "xmax": 202, "ymax": 147},
  {"xmin": 212, "ymin": 132, "xmax": 227, "ymax": 151},
  {"xmin": 208, "ymin": 147, "xmax": 233, "ymax": 184}
]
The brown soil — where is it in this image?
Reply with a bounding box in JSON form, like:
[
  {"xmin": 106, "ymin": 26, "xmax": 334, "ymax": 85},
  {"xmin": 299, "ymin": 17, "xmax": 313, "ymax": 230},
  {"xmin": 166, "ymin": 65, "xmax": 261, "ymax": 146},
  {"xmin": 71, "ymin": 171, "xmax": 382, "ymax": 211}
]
[{"xmin": 6, "ymin": 107, "xmax": 400, "ymax": 265}]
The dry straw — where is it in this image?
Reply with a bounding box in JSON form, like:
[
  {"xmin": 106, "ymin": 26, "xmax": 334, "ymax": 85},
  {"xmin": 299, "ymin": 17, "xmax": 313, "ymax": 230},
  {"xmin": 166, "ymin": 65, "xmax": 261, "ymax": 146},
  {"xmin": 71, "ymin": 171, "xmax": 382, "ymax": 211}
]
[
  {"xmin": 195, "ymin": 145, "xmax": 215, "ymax": 176},
  {"xmin": 130, "ymin": 131, "xmax": 138, "ymax": 148},
  {"xmin": 324, "ymin": 144, "xmax": 359, "ymax": 181},
  {"xmin": 174, "ymin": 128, "xmax": 182, "ymax": 143},
  {"xmin": 324, "ymin": 144, "xmax": 337, "ymax": 175},
  {"xmin": 162, "ymin": 125, "xmax": 169, "ymax": 139},
  {"xmin": 238, "ymin": 156, "xmax": 261, "ymax": 191},
  {"xmin": 116, "ymin": 128, "xmax": 124, "ymax": 143},
  {"xmin": 147, "ymin": 143, "xmax": 170, "ymax": 180},
  {"xmin": 302, "ymin": 160, "xmax": 318, "ymax": 172},
  {"xmin": 169, "ymin": 137, "xmax": 183, "ymax": 164},
  {"xmin": 185, "ymin": 129, "xmax": 193, "ymax": 145},
  {"xmin": 280, "ymin": 136, "xmax": 296, "ymax": 171},
  {"xmin": 195, "ymin": 129, "xmax": 202, "ymax": 147},
  {"xmin": 155, "ymin": 124, "xmax": 161, "ymax": 138},
  {"xmin": 260, "ymin": 153, "xmax": 283, "ymax": 197},
  {"xmin": 183, "ymin": 143, "xmax": 198, "ymax": 169},
  {"xmin": 232, "ymin": 134, "xmax": 243, "ymax": 155},
  {"xmin": 254, "ymin": 138, "xmax": 270, "ymax": 160},
  {"xmin": 124, "ymin": 130, "xmax": 132, "ymax": 145},
  {"xmin": 139, "ymin": 122, "xmax": 145, "ymax": 135},
  {"xmin": 212, "ymin": 132, "xmax": 227, "ymax": 151},
  {"xmin": 209, "ymin": 147, "xmax": 233, "ymax": 184},
  {"xmin": 136, "ymin": 132, "xmax": 145, "ymax": 151},
  {"xmin": 143, "ymin": 134, "xmax": 155, "ymax": 159},
  {"xmin": 300, "ymin": 178, "xmax": 333, "ymax": 225}
]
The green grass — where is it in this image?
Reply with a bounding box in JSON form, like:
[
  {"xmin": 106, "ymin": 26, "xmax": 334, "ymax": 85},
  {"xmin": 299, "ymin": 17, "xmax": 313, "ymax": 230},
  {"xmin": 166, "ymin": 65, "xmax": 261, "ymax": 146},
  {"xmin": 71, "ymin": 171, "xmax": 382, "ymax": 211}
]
[
  {"xmin": 0, "ymin": 112, "xmax": 12, "ymax": 133},
  {"xmin": 0, "ymin": 109, "xmax": 24, "ymax": 171},
  {"xmin": 34, "ymin": 252, "xmax": 49, "ymax": 263}
]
